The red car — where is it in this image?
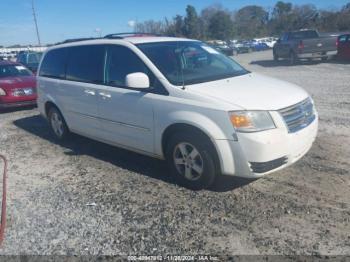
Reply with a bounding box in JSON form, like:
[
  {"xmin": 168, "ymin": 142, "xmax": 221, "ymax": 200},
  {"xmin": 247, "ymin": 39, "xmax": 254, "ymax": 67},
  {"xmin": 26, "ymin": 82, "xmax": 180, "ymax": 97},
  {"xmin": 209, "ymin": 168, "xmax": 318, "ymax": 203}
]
[
  {"xmin": 0, "ymin": 61, "xmax": 37, "ymax": 109},
  {"xmin": 337, "ymin": 33, "xmax": 350, "ymax": 60}
]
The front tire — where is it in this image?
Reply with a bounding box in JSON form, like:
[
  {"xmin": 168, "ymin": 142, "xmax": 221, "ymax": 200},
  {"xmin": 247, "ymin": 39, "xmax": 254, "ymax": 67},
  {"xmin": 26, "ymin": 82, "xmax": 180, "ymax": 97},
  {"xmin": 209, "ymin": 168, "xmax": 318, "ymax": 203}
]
[
  {"xmin": 48, "ymin": 107, "xmax": 70, "ymax": 141},
  {"xmin": 165, "ymin": 132, "xmax": 217, "ymax": 190}
]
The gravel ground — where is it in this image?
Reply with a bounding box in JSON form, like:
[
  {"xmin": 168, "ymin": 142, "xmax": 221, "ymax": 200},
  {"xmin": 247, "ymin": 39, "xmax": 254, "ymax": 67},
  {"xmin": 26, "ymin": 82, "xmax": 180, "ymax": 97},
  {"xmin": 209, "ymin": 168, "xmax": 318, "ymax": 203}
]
[{"xmin": 0, "ymin": 50, "xmax": 349, "ymax": 256}]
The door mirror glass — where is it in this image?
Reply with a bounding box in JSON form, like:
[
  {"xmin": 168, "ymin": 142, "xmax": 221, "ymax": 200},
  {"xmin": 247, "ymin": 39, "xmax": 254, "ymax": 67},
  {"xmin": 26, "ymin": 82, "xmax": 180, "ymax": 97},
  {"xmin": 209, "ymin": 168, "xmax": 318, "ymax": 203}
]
[{"xmin": 125, "ymin": 72, "xmax": 150, "ymax": 89}]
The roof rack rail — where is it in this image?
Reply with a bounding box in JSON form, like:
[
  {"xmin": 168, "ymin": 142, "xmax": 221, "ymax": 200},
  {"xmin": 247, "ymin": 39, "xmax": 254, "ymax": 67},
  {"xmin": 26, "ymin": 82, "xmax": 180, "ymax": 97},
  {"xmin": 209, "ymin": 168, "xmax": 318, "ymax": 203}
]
[
  {"xmin": 55, "ymin": 37, "xmax": 100, "ymax": 45},
  {"xmin": 104, "ymin": 32, "xmax": 161, "ymax": 39}
]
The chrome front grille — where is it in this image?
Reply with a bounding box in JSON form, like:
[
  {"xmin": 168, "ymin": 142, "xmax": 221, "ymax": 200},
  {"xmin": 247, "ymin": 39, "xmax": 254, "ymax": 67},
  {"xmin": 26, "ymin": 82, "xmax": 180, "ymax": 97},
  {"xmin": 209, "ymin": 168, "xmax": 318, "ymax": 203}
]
[{"xmin": 279, "ymin": 98, "xmax": 316, "ymax": 133}]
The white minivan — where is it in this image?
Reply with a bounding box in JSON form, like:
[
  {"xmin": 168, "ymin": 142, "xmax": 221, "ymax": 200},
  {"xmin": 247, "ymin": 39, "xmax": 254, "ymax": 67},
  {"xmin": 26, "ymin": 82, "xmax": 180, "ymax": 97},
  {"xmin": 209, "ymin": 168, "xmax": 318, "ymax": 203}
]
[{"xmin": 37, "ymin": 34, "xmax": 318, "ymax": 189}]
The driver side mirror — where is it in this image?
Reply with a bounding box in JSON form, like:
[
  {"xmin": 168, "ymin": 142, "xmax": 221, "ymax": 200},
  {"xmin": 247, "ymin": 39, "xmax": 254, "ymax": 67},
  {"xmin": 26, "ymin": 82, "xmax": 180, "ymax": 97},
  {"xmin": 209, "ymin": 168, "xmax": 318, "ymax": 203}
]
[{"xmin": 125, "ymin": 72, "xmax": 150, "ymax": 89}]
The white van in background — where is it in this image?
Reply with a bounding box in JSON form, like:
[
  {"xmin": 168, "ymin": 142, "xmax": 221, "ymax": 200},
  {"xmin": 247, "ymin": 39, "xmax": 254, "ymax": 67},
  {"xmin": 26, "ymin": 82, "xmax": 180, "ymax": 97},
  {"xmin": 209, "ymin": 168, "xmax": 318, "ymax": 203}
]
[{"xmin": 37, "ymin": 34, "xmax": 318, "ymax": 189}]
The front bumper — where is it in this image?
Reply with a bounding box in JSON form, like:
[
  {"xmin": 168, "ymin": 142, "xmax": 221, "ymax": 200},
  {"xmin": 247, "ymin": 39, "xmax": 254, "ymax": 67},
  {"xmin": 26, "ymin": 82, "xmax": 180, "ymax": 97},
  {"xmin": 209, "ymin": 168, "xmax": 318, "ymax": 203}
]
[
  {"xmin": 0, "ymin": 100, "xmax": 37, "ymax": 109},
  {"xmin": 221, "ymin": 111, "xmax": 318, "ymax": 178}
]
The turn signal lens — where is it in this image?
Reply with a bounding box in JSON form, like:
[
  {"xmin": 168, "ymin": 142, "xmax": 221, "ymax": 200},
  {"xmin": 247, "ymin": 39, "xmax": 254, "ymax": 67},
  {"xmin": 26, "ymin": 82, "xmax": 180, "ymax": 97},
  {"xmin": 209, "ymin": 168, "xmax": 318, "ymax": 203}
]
[
  {"xmin": 230, "ymin": 114, "xmax": 253, "ymax": 128},
  {"xmin": 229, "ymin": 111, "xmax": 276, "ymax": 132}
]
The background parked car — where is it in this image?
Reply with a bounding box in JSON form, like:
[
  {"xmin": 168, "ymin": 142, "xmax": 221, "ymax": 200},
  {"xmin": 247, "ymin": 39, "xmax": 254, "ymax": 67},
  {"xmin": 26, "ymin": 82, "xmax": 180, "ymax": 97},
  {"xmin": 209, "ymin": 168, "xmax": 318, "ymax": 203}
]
[
  {"xmin": 0, "ymin": 61, "xmax": 37, "ymax": 109},
  {"xmin": 16, "ymin": 51, "xmax": 43, "ymax": 74},
  {"xmin": 251, "ymin": 41, "xmax": 270, "ymax": 51},
  {"xmin": 337, "ymin": 33, "xmax": 350, "ymax": 60},
  {"xmin": 0, "ymin": 52, "xmax": 12, "ymax": 60},
  {"xmin": 254, "ymin": 37, "xmax": 278, "ymax": 48},
  {"xmin": 234, "ymin": 41, "xmax": 253, "ymax": 53},
  {"xmin": 209, "ymin": 43, "xmax": 238, "ymax": 56}
]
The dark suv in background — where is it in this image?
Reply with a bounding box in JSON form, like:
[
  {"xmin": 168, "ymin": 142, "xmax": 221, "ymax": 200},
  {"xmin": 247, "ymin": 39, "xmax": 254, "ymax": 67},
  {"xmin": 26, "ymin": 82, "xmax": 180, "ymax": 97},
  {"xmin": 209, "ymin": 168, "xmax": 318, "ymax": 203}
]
[{"xmin": 16, "ymin": 51, "xmax": 43, "ymax": 74}]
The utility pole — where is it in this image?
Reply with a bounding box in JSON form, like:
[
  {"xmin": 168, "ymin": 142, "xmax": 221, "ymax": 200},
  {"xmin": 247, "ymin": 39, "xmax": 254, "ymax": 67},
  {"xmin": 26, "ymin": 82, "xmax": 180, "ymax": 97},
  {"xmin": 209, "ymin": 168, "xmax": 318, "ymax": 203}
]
[{"xmin": 31, "ymin": 0, "xmax": 41, "ymax": 46}]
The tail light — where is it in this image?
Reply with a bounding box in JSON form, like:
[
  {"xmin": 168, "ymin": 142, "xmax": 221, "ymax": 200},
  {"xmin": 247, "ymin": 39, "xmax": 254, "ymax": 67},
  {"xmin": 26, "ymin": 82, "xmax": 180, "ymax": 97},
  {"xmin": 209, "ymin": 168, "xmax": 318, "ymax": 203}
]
[
  {"xmin": 336, "ymin": 38, "xmax": 339, "ymax": 47},
  {"xmin": 298, "ymin": 40, "xmax": 304, "ymax": 50}
]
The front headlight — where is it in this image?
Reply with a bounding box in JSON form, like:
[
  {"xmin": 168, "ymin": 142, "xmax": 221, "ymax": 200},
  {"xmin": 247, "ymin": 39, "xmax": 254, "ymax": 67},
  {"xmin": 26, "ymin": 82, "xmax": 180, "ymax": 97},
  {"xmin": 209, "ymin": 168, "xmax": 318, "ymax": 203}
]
[
  {"xmin": 0, "ymin": 88, "xmax": 6, "ymax": 96},
  {"xmin": 229, "ymin": 111, "xmax": 276, "ymax": 132}
]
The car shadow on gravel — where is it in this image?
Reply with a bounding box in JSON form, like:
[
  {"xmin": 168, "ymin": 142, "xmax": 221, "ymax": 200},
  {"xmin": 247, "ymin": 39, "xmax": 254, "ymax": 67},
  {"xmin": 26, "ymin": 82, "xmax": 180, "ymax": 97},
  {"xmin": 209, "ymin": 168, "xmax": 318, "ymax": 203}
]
[
  {"xmin": 250, "ymin": 58, "xmax": 350, "ymax": 67},
  {"xmin": 13, "ymin": 114, "xmax": 253, "ymax": 192},
  {"xmin": 250, "ymin": 59, "xmax": 322, "ymax": 67},
  {"xmin": 0, "ymin": 105, "xmax": 37, "ymax": 114}
]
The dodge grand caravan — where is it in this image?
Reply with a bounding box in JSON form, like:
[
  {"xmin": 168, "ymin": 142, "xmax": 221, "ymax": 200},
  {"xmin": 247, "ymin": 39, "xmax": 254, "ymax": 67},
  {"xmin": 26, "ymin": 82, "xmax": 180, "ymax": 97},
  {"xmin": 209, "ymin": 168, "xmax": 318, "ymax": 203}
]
[{"xmin": 37, "ymin": 34, "xmax": 318, "ymax": 189}]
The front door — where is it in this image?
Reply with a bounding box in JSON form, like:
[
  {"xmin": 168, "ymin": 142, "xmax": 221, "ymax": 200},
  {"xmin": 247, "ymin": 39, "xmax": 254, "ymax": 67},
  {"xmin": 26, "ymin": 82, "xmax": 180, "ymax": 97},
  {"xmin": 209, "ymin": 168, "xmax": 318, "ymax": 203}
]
[{"xmin": 97, "ymin": 45, "xmax": 158, "ymax": 154}]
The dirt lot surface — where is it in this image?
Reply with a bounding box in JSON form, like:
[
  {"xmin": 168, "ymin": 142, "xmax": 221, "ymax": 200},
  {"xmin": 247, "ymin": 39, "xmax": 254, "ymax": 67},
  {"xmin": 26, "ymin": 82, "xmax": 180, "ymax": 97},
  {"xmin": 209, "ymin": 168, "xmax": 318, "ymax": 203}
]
[{"xmin": 0, "ymin": 50, "xmax": 349, "ymax": 256}]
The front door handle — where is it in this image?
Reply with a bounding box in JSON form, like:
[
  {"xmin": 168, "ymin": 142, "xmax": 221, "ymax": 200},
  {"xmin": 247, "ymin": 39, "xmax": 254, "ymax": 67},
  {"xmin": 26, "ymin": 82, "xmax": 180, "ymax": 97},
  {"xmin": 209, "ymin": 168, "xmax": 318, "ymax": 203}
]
[
  {"xmin": 84, "ymin": 90, "xmax": 95, "ymax": 96},
  {"xmin": 99, "ymin": 92, "xmax": 111, "ymax": 99}
]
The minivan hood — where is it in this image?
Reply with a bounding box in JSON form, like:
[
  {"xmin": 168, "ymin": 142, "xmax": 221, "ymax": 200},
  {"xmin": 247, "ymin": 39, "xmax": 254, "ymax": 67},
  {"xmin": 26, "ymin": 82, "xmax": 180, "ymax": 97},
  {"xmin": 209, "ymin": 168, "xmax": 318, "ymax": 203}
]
[{"xmin": 187, "ymin": 73, "xmax": 309, "ymax": 110}]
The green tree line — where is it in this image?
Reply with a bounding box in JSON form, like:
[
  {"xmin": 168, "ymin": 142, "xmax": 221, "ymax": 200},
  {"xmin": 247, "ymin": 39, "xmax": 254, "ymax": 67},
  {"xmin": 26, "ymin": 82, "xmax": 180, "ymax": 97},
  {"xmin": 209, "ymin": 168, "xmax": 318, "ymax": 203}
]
[{"xmin": 134, "ymin": 1, "xmax": 350, "ymax": 40}]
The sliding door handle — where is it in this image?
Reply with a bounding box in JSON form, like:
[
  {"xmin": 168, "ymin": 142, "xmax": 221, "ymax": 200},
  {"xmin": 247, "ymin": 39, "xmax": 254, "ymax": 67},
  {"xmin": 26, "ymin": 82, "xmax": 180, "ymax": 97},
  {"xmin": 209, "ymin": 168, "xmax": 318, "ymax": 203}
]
[
  {"xmin": 84, "ymin": 90, "xmax": 96, "ymax": 96},
  {"xmin": 99, "ymin": 92, "xmax": 111, "ymax": 99}
]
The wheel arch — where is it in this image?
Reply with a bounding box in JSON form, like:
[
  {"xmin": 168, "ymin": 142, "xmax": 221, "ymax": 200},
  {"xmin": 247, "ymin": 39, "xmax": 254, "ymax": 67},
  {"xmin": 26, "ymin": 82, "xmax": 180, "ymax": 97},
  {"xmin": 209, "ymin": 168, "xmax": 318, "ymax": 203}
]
[
  {"xmin": 44, "ymin": 101, "xmax": 68, "ymax": 130},
  {"xmin": 45, "ymin": 101, "xmax": 59, "ymax": 118},
  {"xmin": 161, "ymin": 123, "xmax": 222, "ymax": 174}
]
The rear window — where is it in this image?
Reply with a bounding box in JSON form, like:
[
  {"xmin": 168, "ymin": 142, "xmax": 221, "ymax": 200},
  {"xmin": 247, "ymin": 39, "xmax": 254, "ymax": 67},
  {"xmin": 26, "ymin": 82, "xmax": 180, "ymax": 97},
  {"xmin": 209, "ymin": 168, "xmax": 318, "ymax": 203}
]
[
  {"xmin": 39, "ymin": 48, "xmax": 68, "ymax": 79},
  {"xmin": 290, "ymin": 31, "xmax": 318, "ymax": 39},
  {"xmin": 28, "ymin": 53, "xmax": 42, "ymax": 64},
  {"xmin": 0, "ymin": 64, "xmax": 32, "ymax": 78},
  {"xmin": 66, "ymin": 45, "xmax": 105, "ymax": 84}
]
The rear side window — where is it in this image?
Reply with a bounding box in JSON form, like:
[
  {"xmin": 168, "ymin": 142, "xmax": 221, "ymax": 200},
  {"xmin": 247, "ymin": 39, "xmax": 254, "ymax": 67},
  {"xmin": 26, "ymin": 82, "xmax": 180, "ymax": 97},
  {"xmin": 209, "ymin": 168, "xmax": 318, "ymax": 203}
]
[
  {"xmin": 39, "ymin": 48, "xmax": 68, "ymax": 79},
  {"xmin": 66, "ymin": 45, "xmax": 105, "ymax": 84}
]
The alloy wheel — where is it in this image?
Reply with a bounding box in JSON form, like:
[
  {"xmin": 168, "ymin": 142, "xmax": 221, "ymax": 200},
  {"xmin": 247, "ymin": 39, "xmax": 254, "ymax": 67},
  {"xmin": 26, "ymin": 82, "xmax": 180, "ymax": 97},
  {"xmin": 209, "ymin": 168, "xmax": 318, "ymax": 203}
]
[
  {"xmin": 173, "ymin": 142, "xmax": 204, "ymax": 181},
  {"xmin": 50, "ymin": 111, "xmax": 64, "ymax": 138}
]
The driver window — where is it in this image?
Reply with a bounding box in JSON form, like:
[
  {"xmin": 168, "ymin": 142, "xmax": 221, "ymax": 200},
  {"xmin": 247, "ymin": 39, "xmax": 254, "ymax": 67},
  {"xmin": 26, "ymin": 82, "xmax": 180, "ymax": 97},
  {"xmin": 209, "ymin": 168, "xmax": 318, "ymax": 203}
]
[{"xmin": 105, "ymin": 45, "xmax": 154, "ymax": 88}]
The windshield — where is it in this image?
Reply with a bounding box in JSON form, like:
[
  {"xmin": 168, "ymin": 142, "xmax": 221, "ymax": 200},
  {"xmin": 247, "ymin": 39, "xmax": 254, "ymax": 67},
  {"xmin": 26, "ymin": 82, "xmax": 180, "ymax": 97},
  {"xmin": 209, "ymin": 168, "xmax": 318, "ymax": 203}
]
[
  {"xmin": 0, "ymin": 64, "xmax": 32, "ymax": 78},
  {"xmin": 137, "ymin": 41, "xmax": 249, "ymax": 86}
]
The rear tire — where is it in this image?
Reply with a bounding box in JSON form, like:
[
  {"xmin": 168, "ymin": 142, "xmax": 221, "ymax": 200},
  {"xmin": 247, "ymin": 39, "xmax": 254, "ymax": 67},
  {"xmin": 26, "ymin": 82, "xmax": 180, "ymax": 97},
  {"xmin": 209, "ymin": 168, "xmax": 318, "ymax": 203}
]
[
  {"xmin": 165, "ymin": 132, "xmax": 217, "ymax": 190},
  {"xmin": 289, "ymin": 51, "xmax": 298, "ymax": 65},
  {"xmin": 48, "ymin": 107, "xmax": 70, "ymax": 141}
]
